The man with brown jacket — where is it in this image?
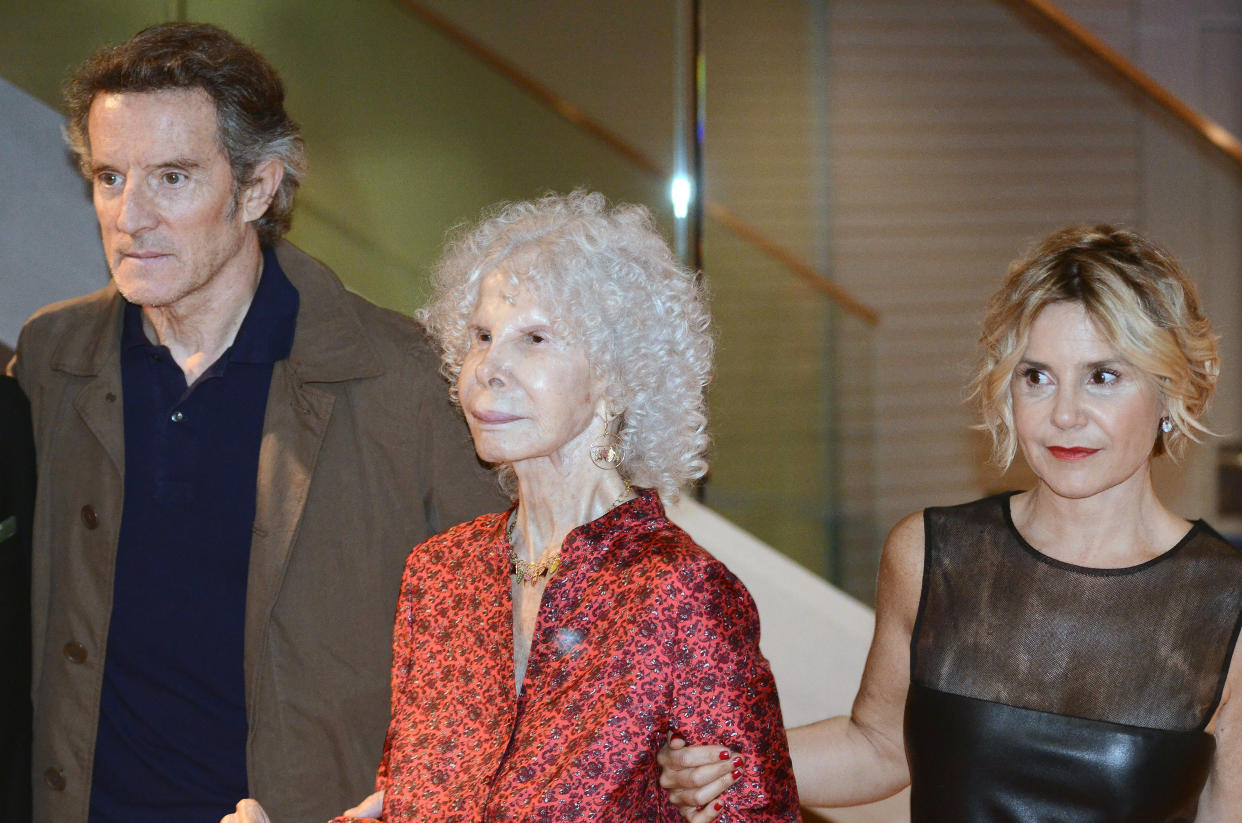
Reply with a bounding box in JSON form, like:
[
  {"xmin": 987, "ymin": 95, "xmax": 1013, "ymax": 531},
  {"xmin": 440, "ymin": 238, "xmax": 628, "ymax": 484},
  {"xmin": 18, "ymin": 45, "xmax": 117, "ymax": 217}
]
[{"xmin": 10, "ymin": 23, "xmax": 504, "ymax": 823}]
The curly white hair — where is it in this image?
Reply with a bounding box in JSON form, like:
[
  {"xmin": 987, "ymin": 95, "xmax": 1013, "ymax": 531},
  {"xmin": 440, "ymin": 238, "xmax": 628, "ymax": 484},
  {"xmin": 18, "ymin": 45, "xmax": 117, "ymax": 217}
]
[{"xmin": 418, "ymin": 190, "xmax": 713, "ymax": 499}]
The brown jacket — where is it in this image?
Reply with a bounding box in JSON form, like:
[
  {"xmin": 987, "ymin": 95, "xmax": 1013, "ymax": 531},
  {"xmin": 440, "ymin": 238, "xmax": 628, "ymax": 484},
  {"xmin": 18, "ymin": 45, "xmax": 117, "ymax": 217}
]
[{"xmin": 12, "ymin": 242, "xmax": 507, "ymax": 823}]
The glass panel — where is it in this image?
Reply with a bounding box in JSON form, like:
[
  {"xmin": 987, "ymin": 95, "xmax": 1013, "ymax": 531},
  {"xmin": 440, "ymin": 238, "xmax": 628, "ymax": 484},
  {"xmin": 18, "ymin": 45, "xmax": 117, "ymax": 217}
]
[
  {"xmin": 701, "ymin": 0, "xmax": 880, "ymax": 601},
  {"xmin": 702, "ymin": 221, "xmax": 879, "ymax": 601}
]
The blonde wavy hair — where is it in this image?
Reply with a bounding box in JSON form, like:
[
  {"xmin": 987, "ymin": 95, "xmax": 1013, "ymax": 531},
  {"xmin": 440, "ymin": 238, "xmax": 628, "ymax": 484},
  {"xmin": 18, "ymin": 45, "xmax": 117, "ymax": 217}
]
[
  {"xmin": 418, "ymin": 191, "xmax": 713, "ymax": 499},
  {"xmin": 969, "ymin": 224, "xmax": 1218, "ymax": 469}
]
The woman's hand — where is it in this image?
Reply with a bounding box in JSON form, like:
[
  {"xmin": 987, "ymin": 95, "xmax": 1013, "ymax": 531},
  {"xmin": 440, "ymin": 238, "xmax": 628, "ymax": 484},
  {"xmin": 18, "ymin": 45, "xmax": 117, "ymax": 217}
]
[
  {"xmin": 341, "ymin": 790, "xmax": 384, "ymax": 817},
  {"xmin": 221, "ymin": 799, "xmax": 271, "ymax": 823},
  {"xmin": 657, "ymin": 736, "xmax": 744, "ymax": 821}
]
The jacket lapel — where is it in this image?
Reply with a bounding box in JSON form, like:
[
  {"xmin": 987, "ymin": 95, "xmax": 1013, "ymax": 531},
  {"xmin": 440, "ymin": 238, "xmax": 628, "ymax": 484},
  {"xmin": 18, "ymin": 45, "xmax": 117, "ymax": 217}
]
[
  {"xmin": 71, "ymin": 371, "xmax": 125, "ymax": 475},
  {"xmin": 53, "ymin": 285, "xmax": 127, "ymax": 475},
  {"xmin": 243, "ymin": 363, "xmax": 334, "ymax": 706},
  {"xmin": 241, "ymin": 241, "xmax": 384, "ymax": 704}
]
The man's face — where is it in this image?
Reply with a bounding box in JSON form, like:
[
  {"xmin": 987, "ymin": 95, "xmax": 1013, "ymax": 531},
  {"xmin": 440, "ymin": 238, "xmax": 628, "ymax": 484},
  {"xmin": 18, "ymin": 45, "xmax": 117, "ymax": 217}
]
[{"xmin": 87, "ymin": 88, "xmax": 256, "ymax": 310}]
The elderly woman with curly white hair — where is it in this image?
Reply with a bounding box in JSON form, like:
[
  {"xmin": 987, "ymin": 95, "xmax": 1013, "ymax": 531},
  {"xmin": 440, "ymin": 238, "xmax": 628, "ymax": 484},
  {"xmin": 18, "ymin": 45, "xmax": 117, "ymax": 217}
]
[{"xmin": 223, "ymin": 191, "xmax": 800, "ymax": 823}]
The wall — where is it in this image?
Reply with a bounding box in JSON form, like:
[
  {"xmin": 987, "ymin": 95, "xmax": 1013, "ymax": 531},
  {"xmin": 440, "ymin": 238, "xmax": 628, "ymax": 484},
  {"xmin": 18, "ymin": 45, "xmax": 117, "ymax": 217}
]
[
  {"xmin": 700, "ymin": 0, "xmax": 1242, "ymax": 543},
  {"xmin": 0, "ymin": 79, "xmax": 105, "ymax": 350},
  {"xmin": 4, "ymin": 0, "xmax": 1238, "ymax": 580},
  {"xmin": 418, "ymin": 0, "xmax": 1242, "ymax": 591},
  {"xmin": 1054, "ymin": 0, "xmax": 1242, "ymax": 526},
  {"xmin": 0, "ymin": 0, "xmax": 668, "ymax": 315}
]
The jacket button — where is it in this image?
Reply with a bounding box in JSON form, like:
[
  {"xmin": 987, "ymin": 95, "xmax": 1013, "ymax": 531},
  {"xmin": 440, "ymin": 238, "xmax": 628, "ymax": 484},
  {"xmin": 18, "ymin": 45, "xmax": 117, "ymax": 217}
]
[
  {"xmin": 43, "ymin": 767, "xmax": 65, "ymax": 791},
  {"xmin": 63, "ymin": 642, "xmax": 87, "ymax": 664},
  {"xmin": 81, "ymin": 505, "xmax": 99, "ymax": 530}
]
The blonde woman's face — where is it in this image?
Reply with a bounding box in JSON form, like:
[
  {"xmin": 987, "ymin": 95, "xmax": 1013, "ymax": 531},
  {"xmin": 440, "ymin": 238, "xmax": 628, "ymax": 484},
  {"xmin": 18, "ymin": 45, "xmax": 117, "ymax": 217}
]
[
  {"xmin": 1011, "ymin": 301, "xmax": 1165, "ymax": 501},
  {"xmin": 458, "ymin": 270, "xmax": 602, "ymax": 471}
]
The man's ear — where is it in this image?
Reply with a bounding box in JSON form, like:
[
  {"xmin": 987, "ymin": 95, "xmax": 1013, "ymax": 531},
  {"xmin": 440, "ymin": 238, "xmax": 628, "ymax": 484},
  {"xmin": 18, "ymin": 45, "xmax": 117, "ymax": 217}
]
[{"xmin": 239, "ymin": 159, "xmax": 284, "ymax": 223}]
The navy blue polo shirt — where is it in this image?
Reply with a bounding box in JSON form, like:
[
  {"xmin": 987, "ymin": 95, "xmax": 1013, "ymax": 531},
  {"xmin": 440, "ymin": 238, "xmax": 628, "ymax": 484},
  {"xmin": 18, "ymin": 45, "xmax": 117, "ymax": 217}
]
[{"xmin": 89, "ymin": 247, "xmax": 298, "ymax": 823}]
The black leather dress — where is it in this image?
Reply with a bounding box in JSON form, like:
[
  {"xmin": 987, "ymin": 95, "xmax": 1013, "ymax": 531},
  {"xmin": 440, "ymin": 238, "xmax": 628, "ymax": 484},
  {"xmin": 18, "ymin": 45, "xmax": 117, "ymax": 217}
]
[{"xmin": 905, "ymin": 494, "xmax": 1242, "ymax": 822}]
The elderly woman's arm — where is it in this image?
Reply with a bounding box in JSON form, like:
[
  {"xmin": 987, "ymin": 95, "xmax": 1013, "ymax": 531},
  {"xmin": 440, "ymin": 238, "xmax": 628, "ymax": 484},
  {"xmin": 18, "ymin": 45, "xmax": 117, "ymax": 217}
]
[
  {"xmin": 662, "ymin": 512, "xmax": 925, "ymax": 818},
  {"xmin": 1197, "ymin": 643, "xmax": 1242, "ymax": 821},
  {"xmin": 665, "ymin": 554, "xmax": 801, "ymax": 821}
]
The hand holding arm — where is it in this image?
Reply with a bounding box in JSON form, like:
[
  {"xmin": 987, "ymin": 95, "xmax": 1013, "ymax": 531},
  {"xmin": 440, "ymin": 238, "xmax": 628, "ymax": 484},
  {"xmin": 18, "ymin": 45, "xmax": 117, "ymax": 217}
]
[
  {"xmin": 660, "ymin": 512, "xmax": 926, "ymax": 814},
  {"xmin": 658, "ymin": 737, "xmax": 742, "ymax": 820},
  {"xmin": 770, "ymin": 512, "xmax": 923, "ymax": 807},
  {"xmin": 666, "ymin": 559, "xmax": 800, "ymax": 820}
]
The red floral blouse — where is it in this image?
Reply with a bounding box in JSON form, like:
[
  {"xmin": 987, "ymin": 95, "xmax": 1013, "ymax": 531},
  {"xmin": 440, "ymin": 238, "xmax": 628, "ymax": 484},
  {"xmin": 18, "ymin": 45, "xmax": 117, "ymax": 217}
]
[{"xmin": 331, "ymin": 489, "xmax": 799, "ymax": 822}]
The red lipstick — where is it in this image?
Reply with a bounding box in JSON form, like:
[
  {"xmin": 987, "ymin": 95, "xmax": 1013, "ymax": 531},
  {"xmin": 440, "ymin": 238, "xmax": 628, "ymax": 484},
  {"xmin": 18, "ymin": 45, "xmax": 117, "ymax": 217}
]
[{"xmin": 1048, "ymin": 446, "xmax": 1098, "ymax": 461}]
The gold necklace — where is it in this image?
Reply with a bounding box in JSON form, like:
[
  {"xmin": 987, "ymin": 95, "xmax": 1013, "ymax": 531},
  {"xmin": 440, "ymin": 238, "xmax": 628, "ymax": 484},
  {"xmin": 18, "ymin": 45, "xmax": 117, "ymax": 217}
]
[{"xmin": 508, "ymin": 481, "xmax": 633, "ymax": 585}]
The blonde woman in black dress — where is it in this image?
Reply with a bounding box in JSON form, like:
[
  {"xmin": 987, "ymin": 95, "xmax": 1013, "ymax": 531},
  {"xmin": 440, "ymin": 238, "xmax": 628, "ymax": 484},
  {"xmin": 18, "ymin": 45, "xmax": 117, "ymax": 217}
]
[{"xmin": 660, "ymin": 225, "xmax": 1242, "ymax": 822}]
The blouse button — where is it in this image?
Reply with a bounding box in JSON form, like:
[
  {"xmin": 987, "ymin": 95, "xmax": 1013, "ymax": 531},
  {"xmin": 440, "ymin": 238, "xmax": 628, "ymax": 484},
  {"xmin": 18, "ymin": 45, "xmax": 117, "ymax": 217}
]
[{"xmin": 80, "ymin": 505, "xmax": 99, "ymax": 530}]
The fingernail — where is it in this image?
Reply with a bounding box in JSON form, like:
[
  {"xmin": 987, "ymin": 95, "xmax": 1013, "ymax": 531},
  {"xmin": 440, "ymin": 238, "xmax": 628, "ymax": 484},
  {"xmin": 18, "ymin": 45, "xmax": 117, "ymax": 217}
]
[
  {"xmin": 695, "ymin": 806, "xmax": 703, "ymax": 812},
  {"xmin": 731, "ymin": 768, "xmax": 741, "ymax": 780},
  {"xmin": 713, "ymin": 801, "xmax": 724, "ymax": 811},
  {"xmin": 718, "ymin": 750, "xmax": 731, "ymax": 760},
  {"xmin": 732, "ymin": 755, "xmax": 745, "ymax": 766}
]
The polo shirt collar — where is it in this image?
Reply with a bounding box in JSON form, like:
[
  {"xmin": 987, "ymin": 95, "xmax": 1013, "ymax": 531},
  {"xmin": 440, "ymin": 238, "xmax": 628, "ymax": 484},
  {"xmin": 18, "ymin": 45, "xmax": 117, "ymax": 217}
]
[
  {"xmin": 230, "ymin": 245, "xmax": 299, "ymax": 364},
  {"xmin": 119, "ymin": 245, "xmax": 299, "ymax": 367}
]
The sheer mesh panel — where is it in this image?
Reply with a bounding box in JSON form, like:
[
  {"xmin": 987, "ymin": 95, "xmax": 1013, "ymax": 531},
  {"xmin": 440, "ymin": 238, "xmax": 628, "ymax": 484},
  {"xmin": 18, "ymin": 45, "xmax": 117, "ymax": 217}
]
[{"xmin": 911, "ymin": 494, "xmax": 1242, "ymax": 732}]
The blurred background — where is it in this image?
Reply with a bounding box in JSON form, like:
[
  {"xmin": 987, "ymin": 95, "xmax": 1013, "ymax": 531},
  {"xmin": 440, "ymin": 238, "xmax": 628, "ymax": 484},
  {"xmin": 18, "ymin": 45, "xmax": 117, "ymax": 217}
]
[
  {"xmin": 5, "ymin": 3, "xmax": 1242, "ymax": 819},
  {"xmin": 9, "ymin": 0, "xmax": 1239, "ymax": 605}
]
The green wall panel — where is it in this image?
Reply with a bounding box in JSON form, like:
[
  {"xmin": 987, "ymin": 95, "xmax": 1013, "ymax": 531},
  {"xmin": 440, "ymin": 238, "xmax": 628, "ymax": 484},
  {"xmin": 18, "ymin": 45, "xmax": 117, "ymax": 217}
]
[{"xmin": 1, "ymin": 0, "xmax": 668, "ymax": 312}]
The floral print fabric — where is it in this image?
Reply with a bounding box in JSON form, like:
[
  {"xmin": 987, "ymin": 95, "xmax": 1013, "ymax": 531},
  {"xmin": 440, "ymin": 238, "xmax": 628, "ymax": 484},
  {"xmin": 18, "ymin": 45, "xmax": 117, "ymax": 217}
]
[{"xmin": 332, "ymin": 489, "xmax": 799, "ymax": 822}]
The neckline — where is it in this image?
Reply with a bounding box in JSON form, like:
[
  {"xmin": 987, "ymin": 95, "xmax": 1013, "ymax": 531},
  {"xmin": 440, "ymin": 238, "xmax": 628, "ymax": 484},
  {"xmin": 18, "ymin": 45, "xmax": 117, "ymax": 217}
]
[
  {"xmin": 999, "ymin": 491, "xmax": 1202, "ymax": 576},
  {"xmin": 497, "ymin": 488, "xmax": 662, "ymax": 556}
]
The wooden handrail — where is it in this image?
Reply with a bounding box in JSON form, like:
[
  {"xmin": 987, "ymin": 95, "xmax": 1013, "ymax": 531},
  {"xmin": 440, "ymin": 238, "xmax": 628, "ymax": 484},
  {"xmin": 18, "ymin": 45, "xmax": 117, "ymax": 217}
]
[
  {"xmin": 704, "ymin": 202, "xmax": 880, "ymax": 324},
  {"xmin": 1002, "ymin": 0, "xmax": 1242, "ymax": 169},
  {"xmin": 395, "ymin": 0, "xmax": 881, "ymax": 326}
]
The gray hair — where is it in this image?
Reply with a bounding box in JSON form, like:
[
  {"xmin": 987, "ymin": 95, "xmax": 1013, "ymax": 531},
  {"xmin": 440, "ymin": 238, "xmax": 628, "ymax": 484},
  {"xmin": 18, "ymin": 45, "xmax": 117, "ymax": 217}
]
[{"xmin": 419, "ymin": 191, "xmax": 714, "ymax": 498}]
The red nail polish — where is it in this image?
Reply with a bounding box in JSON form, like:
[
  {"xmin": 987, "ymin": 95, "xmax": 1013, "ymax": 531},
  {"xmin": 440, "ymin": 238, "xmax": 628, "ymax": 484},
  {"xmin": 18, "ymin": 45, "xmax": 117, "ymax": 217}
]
[
  {"xmin": 731, "ymin": 768, "xmax": 741, "ymax": 779},
  {"xmin": 732, "ymin": 755, "xmax": 745, "ymax": 766},
  {"xmin": 718, "ymin": 750, "xmax": 731, "ymax": 760},
  {"xmin": 713, "ymin": 801, "xmax": 724, "ymax": 811}
]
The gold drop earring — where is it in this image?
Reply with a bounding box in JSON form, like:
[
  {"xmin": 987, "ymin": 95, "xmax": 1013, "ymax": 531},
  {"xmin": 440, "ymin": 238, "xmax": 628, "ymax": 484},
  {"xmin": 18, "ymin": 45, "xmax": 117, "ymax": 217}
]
[{"xmin": 589, "ymin": 412, "xmax": 625, "ymax": 470}]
